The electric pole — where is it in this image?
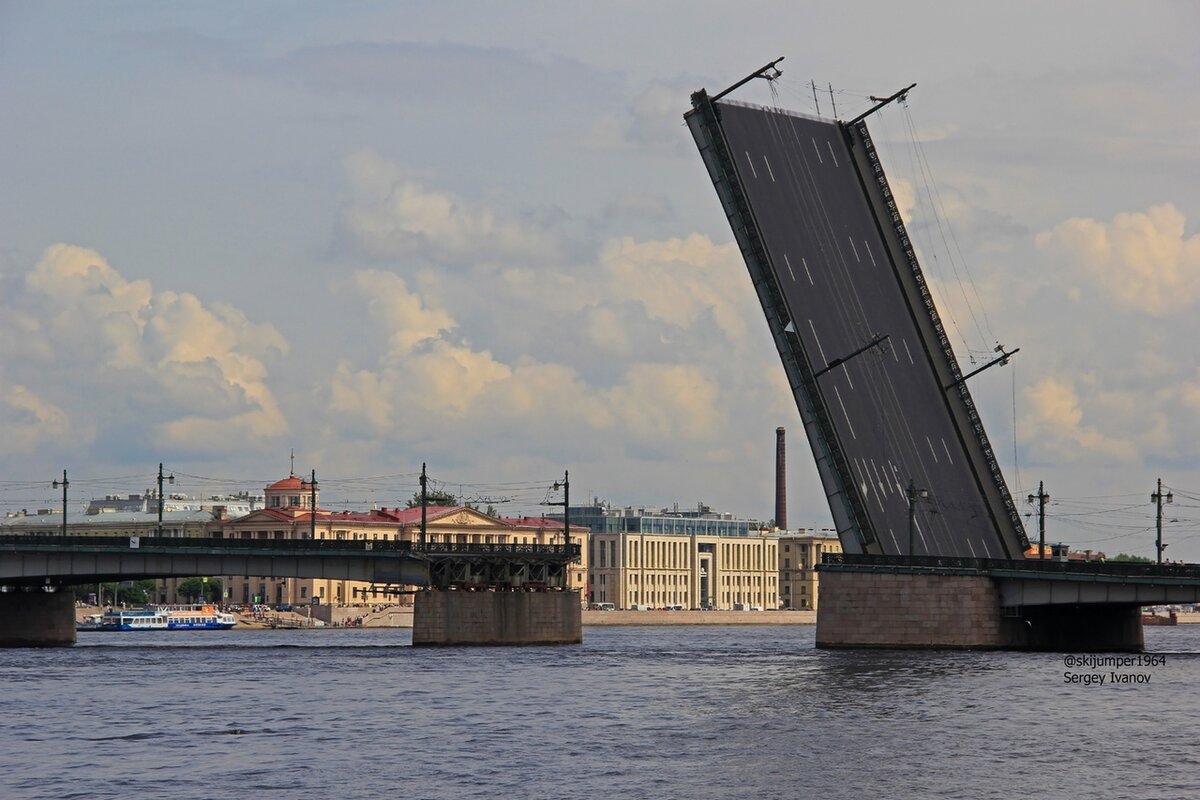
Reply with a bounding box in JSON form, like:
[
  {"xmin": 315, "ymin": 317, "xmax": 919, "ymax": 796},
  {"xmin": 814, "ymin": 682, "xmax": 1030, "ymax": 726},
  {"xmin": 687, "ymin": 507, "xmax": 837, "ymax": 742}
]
[
  {"xmin": 1028, "ymin": 482, "xmax": 1050, "ymax": 559},
  {"xmin": 157, "ymin": 462, "xmax": 174, "ymax": 537},
  {"xmin": 906, "ymin": 480, "xmax": 928, "ymax": 558},
  {"xmin": 419, "ymin": 463, "xmax": 428, "ymax": 550},
  {"xmin": 310, "ymin": 469, "xmax": 318, "ymax": 541},
  {"xmin": 52, "ymin": 470, "xmax": 68, "ymax": 537},
  {"xmin": 1152, "ymin": 478, "xmax": 1173, "ymax": 566}
]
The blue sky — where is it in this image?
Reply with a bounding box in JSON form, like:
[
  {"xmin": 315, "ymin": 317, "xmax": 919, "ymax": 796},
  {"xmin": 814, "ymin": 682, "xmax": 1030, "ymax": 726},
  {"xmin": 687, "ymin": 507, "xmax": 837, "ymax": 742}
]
[{"xmin": 1, "ymin": 1, "xmax": 1198, "ymax": 558}]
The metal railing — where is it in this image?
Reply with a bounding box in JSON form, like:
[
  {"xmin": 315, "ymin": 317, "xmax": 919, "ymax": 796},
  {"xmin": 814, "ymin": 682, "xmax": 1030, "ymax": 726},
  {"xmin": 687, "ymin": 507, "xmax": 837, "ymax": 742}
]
[
  {"xmin": 823, "ymin": 551, "xmax": 1200, "ymax": 579},
  {"xmin": 0, "ymin": 535, "xmax": 579, "ymax": 560}
]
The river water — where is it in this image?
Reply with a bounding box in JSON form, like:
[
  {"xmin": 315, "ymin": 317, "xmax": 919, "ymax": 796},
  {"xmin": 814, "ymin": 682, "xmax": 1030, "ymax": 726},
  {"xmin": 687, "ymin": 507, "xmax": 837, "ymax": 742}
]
[{"xmin": 2, "ymin": 624, "xmax": 1198, "ymax": 799}]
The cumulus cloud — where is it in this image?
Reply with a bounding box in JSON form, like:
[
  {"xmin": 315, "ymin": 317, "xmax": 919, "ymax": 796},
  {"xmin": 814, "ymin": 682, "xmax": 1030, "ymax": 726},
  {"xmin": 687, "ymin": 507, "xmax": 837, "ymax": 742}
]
[
  {"xmin": 335, "ymin": 149, "xmax": 561, "ymax": 268},
  {"xmin": 601, "ymin": 234, "xmax": 749, "ymax": 345},
  {"xmin": 0, "ymin": 383, "xmax": 73, "ymax": 453},
  {"xmin": 1, "ymin": 244, "xmax": 289, "ymax": 458},
  {"xmin": 1035, "ymin": 203, "xmax": 1200, "ymax": 315},
  {"xmin": 1023, "ymin": 377, "xmax": 1137, "ymax": 462}
]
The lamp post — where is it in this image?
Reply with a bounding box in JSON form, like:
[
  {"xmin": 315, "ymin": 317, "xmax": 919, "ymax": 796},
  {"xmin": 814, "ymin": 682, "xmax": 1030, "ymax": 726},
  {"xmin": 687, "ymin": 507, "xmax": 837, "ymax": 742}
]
[
  {"xmin": 1028, "ymin": 482, "xmax": 1050, "ymax": 559},
  {"xmin": 157, "ymin": 462, "xmax": 175, "ymax": 537},
  {"xmin": 1152, "ymin": 478, "xmax": 1173, "ymax": 566},
  {"xmin": 906, "ymin": 480, "xmax": 928, "ymax": 559},
  {"xmin": 51, "ymin": 470, "xmax": 68, "ymax": 537}
]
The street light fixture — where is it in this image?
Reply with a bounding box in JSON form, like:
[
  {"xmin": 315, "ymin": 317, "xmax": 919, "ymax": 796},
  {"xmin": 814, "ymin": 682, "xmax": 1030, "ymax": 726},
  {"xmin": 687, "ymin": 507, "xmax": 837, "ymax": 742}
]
[
  {"xmin": 51, "ymin": 470, "xmax": 68, "ymax": 537},
  {"xmin": 157, "ymin": 462, "xmax": 175, "ymax": 537},
  {"xmin": 906, "ymin": 480, "xmax": 928, "ymax": 559}
]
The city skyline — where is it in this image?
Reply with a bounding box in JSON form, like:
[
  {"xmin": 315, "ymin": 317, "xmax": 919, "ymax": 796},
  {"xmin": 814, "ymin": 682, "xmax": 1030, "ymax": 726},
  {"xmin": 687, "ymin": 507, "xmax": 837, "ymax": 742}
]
[{"xmin": 1, "ymin": 2, "xmax": 1197, "ymax": 559}]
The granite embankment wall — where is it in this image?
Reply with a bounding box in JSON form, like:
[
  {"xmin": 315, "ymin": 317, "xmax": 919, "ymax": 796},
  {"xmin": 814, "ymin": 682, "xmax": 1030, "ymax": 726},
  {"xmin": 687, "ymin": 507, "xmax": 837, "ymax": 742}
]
[
  {"xmin": 413, "ymin": 589, "xmax": 581, "ymax": 646},
  {"xmin": 816, "ymin": 571, "xmax": 1011, "ymax": 649}
]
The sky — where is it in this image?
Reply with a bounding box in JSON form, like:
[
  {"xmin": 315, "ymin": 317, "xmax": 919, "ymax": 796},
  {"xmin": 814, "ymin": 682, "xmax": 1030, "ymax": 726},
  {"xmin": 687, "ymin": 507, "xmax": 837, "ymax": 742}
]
[{"xmin": 1, "ymin": 1, "xmax": 1197, "ymax": 559}]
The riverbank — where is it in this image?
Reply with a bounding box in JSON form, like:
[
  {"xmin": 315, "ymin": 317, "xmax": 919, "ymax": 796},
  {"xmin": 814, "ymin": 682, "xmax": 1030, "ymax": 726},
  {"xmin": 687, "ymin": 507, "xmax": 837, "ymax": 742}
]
[{"xmin": 77, "ymin": 605, "xmax": 816, "ymax": 628}]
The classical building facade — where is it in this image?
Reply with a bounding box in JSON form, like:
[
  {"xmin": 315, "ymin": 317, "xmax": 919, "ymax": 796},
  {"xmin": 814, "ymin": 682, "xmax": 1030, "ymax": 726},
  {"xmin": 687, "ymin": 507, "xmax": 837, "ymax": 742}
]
[
  {"xmin": 213, "ymin": 474, "xmax": 589, "ymax": 608},
  {"xmin": 588, "ymin": 530, "xmax": 780, "ymax": 610},
  {"xmin": 777, "ymin": 529, "xmax": 842, "ymax": 610}
]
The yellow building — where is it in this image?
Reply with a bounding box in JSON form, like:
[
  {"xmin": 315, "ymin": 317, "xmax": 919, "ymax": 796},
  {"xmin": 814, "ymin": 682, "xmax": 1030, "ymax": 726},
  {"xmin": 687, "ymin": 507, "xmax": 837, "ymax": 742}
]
[
  {"xmin": 214, "ymin": 474, "xmax": 588, "ymax": 608},
  {"xmin": 589, "ymin": 531, "xmax": 779, "ymax": 610},
  {"xmin": 777, "ymin": 529, "xmax": 842, "ymax": 610}
]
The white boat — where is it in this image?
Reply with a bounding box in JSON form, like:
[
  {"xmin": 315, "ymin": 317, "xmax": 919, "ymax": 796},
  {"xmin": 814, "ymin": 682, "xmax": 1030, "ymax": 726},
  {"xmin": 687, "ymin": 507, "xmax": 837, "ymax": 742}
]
[{"xmin": 94, "ymin": 604, "xmax": 236, "ymax": 631}]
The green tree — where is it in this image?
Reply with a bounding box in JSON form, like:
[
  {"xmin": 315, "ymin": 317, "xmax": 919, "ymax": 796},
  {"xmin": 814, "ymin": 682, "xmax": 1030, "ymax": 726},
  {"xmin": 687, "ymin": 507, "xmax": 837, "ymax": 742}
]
[
  {"xmin": 1112, "ymin": 553, "xmax": 1152, "ymax": 563},
  {"xmin": 406, "ymin": 489, "xmax": 458, "ymax": 508},
  {"xmin": 177, "ymin": 577, "xmax": 223, "ymax": 602}
]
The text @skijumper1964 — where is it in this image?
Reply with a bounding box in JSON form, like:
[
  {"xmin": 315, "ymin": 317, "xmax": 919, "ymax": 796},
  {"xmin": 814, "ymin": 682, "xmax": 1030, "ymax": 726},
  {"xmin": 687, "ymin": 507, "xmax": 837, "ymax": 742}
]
[{"xmin": 1062, "ymin": 654, "xmax": 1166, "ymax": 685}]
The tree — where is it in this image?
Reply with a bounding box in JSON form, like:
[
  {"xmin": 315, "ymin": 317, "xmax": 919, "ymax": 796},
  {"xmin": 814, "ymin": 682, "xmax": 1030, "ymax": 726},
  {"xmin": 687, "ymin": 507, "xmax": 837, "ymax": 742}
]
[
  {"xmin": 1112, "ymin": 553, "xmax": 1152, "ymax": 563},
  {"xmin": 177, "ymin": 577, "xmax": 223, "ymax": 603},
  {"xmin": 406, "ymin": 489, "xmax": 458, "ymax": 508}
]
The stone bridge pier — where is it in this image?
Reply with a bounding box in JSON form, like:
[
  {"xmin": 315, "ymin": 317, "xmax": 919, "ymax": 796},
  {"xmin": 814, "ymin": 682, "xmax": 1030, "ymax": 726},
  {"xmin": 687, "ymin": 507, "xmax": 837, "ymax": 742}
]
[{"xmin": 0, "ymin": 590, "xmax": 75, "ymax": 647}]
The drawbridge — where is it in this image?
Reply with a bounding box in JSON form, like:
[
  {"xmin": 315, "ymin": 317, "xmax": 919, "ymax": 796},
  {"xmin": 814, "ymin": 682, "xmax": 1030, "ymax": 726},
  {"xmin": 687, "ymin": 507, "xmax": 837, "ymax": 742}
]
[{"xmin": 686, "ymin": 62, "xmax": 1029, "ymax": 560}]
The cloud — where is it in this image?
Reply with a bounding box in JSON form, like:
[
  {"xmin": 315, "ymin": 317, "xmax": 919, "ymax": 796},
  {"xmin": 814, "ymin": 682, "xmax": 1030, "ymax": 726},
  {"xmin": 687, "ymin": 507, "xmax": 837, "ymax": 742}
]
[
  {"xmin": 1023, "ymin": 377, "xmax": 1137, "ymax": 462},
  {"xmin": 601, "ymin": 234, "xmax": 749, "ymax": 345},
  {"xmin": 0, "ymin": 383, "xmax": 73, "ymax": 453},
  {"xmin": 1035, "ymin": 203, "xmax": 1200, "ymax": 315},
  {"xmin": 1, "ymin": 244, "xmax": 289, "ymax": 459},
  {"xmin": 335, "ymin": 149, "xmax": 562, "ymax": 268}
]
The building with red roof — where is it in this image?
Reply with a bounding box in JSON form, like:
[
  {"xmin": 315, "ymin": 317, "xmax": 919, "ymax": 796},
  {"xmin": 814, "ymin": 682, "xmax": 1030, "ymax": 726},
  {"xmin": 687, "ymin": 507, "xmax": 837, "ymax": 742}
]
[{"xmin": 211, "ymin": 476, "xmax": 588, "ymax": 609}]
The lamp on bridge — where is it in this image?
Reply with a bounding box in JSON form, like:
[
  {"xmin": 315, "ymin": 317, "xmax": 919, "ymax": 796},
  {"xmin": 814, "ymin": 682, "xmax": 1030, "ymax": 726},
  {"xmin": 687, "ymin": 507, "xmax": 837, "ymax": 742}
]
[
  {"xmin": 51, "ymin": 470, "xmax": 68, "ymax": 537},
  {"xmin": 157, "ymin": 463, "xmax": 175, "ymax": 537},
  {"xmin": 906, "ymin": 480, "xmax": 928, "ymax": 559}
]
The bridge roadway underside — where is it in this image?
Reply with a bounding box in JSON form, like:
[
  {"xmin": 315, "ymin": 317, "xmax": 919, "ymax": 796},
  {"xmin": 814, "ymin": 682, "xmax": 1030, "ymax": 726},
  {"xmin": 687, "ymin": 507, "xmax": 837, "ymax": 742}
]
[{"xmin": 817, "ymin": 557, "xmax": 1200, "ymax": 651}]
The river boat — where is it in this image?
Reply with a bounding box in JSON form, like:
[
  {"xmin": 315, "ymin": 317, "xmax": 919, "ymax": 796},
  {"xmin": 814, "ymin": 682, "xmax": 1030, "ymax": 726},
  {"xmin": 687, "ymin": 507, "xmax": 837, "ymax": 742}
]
[{"xmin": 95, "ymin": 604, "xmax": 237, "ymax": 631}]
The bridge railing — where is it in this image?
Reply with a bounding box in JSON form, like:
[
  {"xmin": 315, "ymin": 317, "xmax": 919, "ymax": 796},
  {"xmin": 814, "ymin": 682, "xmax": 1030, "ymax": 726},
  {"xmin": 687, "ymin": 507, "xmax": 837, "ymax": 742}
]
[
  {"xmin": 0, "ymin": 535, "xmax": 580, "ymax": 560},
  {"xmin": 823, "ymin": 552, "xmax": 1200, "ymax": 578}
]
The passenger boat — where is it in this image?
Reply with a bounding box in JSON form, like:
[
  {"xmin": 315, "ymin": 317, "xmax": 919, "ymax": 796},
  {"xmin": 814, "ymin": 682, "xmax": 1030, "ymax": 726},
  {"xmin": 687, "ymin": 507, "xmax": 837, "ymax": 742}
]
[{"xmin": 94, "ymin": 604, "xmax": 236, "ymax": 631}]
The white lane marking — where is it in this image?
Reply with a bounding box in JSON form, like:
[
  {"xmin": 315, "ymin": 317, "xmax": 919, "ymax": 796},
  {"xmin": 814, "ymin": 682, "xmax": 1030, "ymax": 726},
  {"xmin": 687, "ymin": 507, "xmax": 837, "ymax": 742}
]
[
  {"xmin": 827, "ymin": 141, "xmax": 839, "ymax": 167},
  {"xmin": 869, "ymin": 459, "xmax": 888, "ymax": 495},
  {"xmin": 926, "ymin": 436, "xmax": 939, "ymax": 464},
  {"xmin": 763, "ymin": 154, "xmax": 776, "ymax": 182},
  {"xmin": 807, "ymin": 320, "xmax": 829, "ymax": 365},
  {"xmin": 942, "ymin": 438, "xmax": 955, "ymax": 465},
  {"xmin": 744, "ymin": 151, "xmax": 758, "ymax": 178},
  {"xmin": 968, "ymin": 540, "xmax": 979, "ymax": 558},
  {"xmin": 890, "ymin": 339, "xmax": 899, "ymax": 362},
  {"xmin": 841, "ymin": 363, "xmax": 854, "ymax": 389},
  {"xmin": 849, "ymin": 237, "xmax": 860, "ymax": 263},
  {"xmin": 868, "ymin": 455, "xmax": 888, "ymax": 494},
  {"xmin": 854, "ymin": 461, "xmax": 870, "ymax": 499},
  {"xmin": 890, "ymin": 462, "xmax": 905, "ymax": 496},
  {"xmin": 784, "ymin": 253, "xmax": 796, "ymax": 282},
  {"xmin": 863, "ymin": 240, "xmax": 876, "ymax": 266},
  {"xmin": 811, "ymin": 138, "xmax": 823, "ymax": 164},
  {"xmin": 801, "ymin": 257, "xmax": 814, "ymax": 285},
  {"xmin": 888, "ymin": 528, "xmax": 899, "ymax": 551},
  {"xmin": 903, "ymin": 339, "xmax": 915, "ymax": 365},
  {"xmin": 834, "ymin": 386, "xmax": 856, "ymax": 439}
]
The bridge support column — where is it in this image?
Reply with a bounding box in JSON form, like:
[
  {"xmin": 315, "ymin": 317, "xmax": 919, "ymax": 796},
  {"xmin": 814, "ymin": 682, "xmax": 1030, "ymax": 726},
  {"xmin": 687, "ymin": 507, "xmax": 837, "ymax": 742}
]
[
  {"xmin": 817, "ymin": 568, "xmax": 1146, "ymax": 651},
  {"xmin": 0, "ymin": 590, "xmax": 76, "ymax": 647},
  {"xmin": 413, "ymin": 589, "xmax": 581, "ymax": 646}
]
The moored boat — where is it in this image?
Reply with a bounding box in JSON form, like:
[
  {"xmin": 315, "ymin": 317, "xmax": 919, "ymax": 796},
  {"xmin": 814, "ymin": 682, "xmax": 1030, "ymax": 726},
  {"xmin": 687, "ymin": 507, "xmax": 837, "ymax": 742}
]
[{"xmin": 91, "ymin": 604, "xmax": 236, "ymax": 631}]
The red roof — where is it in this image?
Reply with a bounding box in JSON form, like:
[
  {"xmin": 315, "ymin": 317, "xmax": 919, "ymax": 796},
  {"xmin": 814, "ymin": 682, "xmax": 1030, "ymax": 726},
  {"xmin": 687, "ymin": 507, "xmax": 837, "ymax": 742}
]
[{"xmin": 266, "ymin": 474, "xmax": 313, "ymax": 492}]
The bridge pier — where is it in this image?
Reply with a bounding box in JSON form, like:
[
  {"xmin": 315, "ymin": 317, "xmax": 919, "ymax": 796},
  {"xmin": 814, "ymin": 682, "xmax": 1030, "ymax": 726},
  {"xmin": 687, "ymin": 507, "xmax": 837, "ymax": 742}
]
[
  {"xmin": 0, "ymin": 589, "xmax": 76, "ymax": 647},
  {"xmin": 412, "ymin": 589, "xmax": 581, "ymax": 646},
  {"xmin": 816, "ymin": 568, "xmax": 1145, "ymax": 651}
]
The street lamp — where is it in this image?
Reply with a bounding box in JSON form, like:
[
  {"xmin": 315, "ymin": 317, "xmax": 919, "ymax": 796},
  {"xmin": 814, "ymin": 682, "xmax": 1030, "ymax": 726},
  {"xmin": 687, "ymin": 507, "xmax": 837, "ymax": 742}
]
[
  {"xmin": 906, "ymin": 480, "xmax": 928, "ymax": 559},
  {"xmin": 157, "ymin": 463, "xmax": 175, "ymax": 537},
  {"xmin": 51, "ymin": 470, "xmax": 68, "ymax": 537}
]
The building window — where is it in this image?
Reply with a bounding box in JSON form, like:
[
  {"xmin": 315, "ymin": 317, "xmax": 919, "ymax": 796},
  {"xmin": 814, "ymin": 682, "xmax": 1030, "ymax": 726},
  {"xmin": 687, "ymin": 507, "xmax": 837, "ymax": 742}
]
[{"xmin": 300, "ymin": 587, "xmax": 308, "ymax": 599}]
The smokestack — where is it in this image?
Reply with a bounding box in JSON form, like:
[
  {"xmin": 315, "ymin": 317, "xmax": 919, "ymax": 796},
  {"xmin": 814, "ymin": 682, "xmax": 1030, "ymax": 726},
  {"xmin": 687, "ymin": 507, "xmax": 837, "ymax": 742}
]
[{"xmin": 775, "ymin": 427, "xmax": 787, "ymax": 531}]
